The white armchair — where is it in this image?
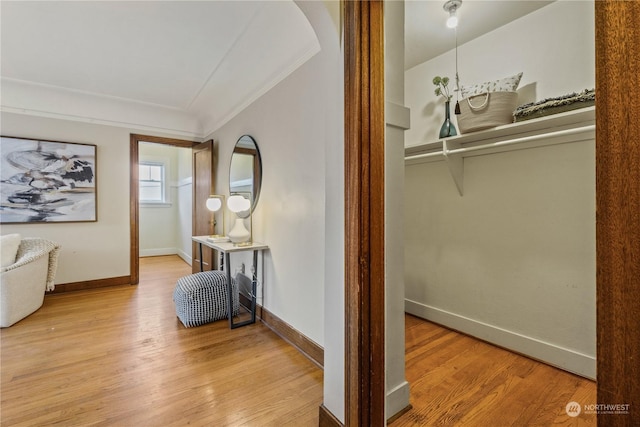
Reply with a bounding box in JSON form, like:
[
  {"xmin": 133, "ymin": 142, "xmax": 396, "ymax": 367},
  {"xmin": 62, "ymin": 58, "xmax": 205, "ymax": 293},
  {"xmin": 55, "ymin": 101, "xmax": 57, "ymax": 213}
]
[{"xmin": 1, "ymin": 236, "xmax": 61, "ymax": 327}]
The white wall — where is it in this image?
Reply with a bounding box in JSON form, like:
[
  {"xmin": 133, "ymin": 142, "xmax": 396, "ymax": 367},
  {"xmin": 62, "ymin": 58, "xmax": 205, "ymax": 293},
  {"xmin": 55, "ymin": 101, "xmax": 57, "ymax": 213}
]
[
  {"xmin": 385, "ymin": 0, "xmax": 410, "ymax": 420},
  {"xmin": 0, "ymin": 112, "xmax": 178, "ymax": 284},
  {"xmin": 404, "ymin": 1, "xmax": 596, "ymax": 378},
  {"xmin": 204, "ymin": 0, "xmax": 341, "ymax": 350},
  {"xmin": 202, "ymin": 1, "xmax": 344, "ymax": 420},
  {"xmin": 176, "ymin": 148, "xmax": 193, "ymax": 264},
  {"xmin": 312, "ymin": 1, "xmax": 344, "ymax": 421},
  {"xmin": 406, "ymin": 1, "xmax": 595, "ymax": 145},
  {"xmin": 1, "ymin": 114, "xmax": 195, "ymax": 284}
]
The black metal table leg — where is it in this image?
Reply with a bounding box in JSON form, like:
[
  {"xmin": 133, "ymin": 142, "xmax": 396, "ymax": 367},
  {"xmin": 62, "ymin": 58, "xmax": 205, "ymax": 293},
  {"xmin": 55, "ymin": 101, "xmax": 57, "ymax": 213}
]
[
  {"xmin": 225, "ymin": 252, "xmax": 233, "ymax": 329},
  {"xmin": 250, "ymin": 250, "xmax": 258, "ymax": 324}
]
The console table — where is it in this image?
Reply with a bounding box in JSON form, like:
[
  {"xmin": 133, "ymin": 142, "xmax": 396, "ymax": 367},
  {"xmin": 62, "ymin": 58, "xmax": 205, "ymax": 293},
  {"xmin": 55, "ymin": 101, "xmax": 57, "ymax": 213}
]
[{"xmin": 192, "ymin": 236, "xmax": 268, "ymax": 329}]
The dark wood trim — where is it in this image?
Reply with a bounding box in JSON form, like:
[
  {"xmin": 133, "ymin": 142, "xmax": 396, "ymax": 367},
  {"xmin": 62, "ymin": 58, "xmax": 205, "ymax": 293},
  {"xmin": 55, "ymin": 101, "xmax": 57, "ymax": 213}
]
[
  {"xmin": 595, "ymin": 1, "xmax": 640, "ymax": 423},
  {"xmin": 259, "ymin": 305, "xmax": 324, "ymax": 368},
  {"xmin": 343, "ymin": 1, "xmax": 386, "ymax": 425},
  {"xmin": 191, "ymin": 140, "xmax": 216, "ymax": 272},
  {"xmin": 47, "ymin": 276, "xmax": 131, "ymax": 294},
  {"xmin": 130, "ymin": 135, "xmax": 140, "ymax": 284},
  {"xmin": 129, "ymin": 134, "xmax": 198, "ymax": 285},
  {"xmin": 386, "ymin": 404, "xmax": 412, "ymax": 424},
  {"xmin": 319, "ymin": 404, "xmax": 344, "ymax": 427}
]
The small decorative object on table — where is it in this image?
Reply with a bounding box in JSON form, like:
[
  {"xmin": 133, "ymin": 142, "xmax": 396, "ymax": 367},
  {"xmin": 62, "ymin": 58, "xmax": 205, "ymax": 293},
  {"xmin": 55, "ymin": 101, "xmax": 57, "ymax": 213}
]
[{"xmin": 433, "ymin": 76, "xmax": 457, "ymax": 138}]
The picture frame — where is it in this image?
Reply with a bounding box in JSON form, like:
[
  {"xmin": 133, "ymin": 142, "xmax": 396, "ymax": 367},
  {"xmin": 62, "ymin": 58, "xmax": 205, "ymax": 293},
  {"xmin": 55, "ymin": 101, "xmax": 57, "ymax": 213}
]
[{"xmin": 0, "ymin": 136, "xmax": 97, "ymax": 223}]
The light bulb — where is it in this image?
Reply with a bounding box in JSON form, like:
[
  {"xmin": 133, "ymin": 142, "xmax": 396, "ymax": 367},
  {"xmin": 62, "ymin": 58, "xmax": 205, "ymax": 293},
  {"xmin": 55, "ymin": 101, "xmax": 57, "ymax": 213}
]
[
  {"xmin": 206, "ymin": 197, "xmax": 222, "ymax": 212},
  {"xmin": 443, "ymin": 0, "xmax": 461, "ymax": 29},
  {"xmin": 446, "ymin": 14, "xmax": 458, "ymax": 28}
]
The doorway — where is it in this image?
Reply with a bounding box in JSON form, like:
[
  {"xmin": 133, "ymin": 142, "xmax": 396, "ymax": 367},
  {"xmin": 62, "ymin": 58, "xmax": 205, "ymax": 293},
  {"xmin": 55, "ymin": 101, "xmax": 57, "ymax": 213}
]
[
  {"xmin": 342, "ymin": 1, "xmax": 640, "ymax": 424},
  {"xmin": 138, "ymin": 141, "xmax": 192, "ymax": 266},
  {"xmin": 129, "ymin": 134, "xmax": 197, "ymax": 284}
]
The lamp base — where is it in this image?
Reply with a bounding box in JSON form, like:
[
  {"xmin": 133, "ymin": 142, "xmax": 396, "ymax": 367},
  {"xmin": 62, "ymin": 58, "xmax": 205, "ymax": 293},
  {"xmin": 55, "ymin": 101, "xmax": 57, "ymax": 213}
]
[{"xmin": 228, "ymin": 217, "xmax": 251, "ymax": 245}]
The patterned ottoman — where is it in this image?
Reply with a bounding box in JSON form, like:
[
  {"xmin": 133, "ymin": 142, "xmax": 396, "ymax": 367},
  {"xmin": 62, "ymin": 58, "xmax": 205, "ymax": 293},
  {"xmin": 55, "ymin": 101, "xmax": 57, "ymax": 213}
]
[{"xmin": 173, "ymin": 270, "xmax": 239, "ymax": 327}]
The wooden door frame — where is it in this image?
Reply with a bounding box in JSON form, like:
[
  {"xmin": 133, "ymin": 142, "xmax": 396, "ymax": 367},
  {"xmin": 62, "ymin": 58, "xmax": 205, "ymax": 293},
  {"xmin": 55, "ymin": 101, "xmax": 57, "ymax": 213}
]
[
  {"xmin": 595, "ymin": 1, "xmax": 640, "ymax": 423},
  {"xmin": 129, "ymin": 134, "xmax": 197, "ymax": 285},
  {"xmin": 343, "ymin": 0, "xmax": 640, "ymax": 425},
  {"xmin": 343, "ymin": 1, "xmax": 385, "ymax": 425},
  {"xmin": 191, "ymin": 139, "xmax": 217, "ymax": 273}
]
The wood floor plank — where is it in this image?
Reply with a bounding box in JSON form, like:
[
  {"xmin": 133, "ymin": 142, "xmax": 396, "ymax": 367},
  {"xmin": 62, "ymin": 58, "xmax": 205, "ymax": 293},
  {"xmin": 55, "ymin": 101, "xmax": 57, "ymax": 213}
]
[
  {"xmin": 391, "ymin": 314, "xmax": 596, "ymax": 427},
  {"xmin": 1, "ymin": 256, "xmax": 322, "ymax": 427},
  {"xmin": 2, "ymin": 258, "xmax": 597, "ymax": 426}
]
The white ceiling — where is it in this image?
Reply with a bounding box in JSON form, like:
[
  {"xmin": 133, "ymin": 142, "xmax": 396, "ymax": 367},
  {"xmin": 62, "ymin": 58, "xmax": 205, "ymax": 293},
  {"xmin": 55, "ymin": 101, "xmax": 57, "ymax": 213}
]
[
  {"xmin": 405, "ymin": 0, "xmax": 554, "ymax": 70},
  {"xmin": 1, "ymin": 1, "xmax": 554, "ymax": 137},
  {"xmin": 0, "ymin": 1, "xmax": 320, "ymax": 137}
]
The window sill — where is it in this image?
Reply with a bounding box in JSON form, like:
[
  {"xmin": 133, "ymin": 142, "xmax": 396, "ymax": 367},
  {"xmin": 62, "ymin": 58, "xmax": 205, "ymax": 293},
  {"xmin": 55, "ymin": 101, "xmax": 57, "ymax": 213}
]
[{"xmin": 140, "ymin": 202, "xmax": 172, "ymax": 208}]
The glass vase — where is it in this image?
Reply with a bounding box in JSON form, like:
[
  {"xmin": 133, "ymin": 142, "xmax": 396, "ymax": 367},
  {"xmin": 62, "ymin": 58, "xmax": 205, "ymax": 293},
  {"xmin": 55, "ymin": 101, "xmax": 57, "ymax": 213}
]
[{"xmin": 439, "ymin": 100, "xmax": 458, "ymax": 138}]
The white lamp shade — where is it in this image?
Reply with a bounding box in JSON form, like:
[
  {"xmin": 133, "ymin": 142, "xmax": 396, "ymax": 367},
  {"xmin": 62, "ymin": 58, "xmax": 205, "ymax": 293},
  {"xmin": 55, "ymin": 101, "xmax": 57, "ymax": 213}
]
[
  {"xmin": 227, "ymin": 195, "xmax": 251, "ymax": 213},
  {"xmin": 206, "ymin": 197, "xmax": 222, "ymax": 212}
]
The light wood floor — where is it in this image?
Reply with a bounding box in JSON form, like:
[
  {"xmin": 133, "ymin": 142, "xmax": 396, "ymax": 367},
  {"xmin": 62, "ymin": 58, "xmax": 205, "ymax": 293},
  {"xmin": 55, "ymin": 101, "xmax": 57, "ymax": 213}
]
[
  {"xmin": 0, "ymin": 256, "xmax": 322, "ymax": 427},
  {"xmin": 1, "ymin": 256, "xmax": 597, "ymax": 426},
  {"xmin": 390, "ymin": 314, "xmax": 597, "ymax": 426}
]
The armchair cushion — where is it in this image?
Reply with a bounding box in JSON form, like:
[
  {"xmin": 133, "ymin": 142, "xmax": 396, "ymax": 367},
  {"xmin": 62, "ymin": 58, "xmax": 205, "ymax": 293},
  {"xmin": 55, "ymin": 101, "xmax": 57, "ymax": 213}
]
[
  {"xmin": 1, "ymin": 234, "xmax": 21, "ymax": 268},
  {"xmin": 1, "ymin": 237, "xmax": 61, "ymax": 327}
]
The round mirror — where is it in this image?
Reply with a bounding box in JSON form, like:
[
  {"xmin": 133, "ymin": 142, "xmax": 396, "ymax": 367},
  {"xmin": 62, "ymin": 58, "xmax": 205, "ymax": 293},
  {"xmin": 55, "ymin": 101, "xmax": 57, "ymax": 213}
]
[{"xmin": 229, "ymin": 135, "xmax": 262, "ymax": 211}]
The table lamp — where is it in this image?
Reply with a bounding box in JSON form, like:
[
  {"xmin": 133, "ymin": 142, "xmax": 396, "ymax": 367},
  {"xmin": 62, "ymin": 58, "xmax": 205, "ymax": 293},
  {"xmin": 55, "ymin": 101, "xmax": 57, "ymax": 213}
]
[
  {"xmin": 227, "ymin": 194, "xmax": 251, "ymax": 246},
  {"xmin": 206, "ymin": 195, "xmax": 228, "ymax": 242}
]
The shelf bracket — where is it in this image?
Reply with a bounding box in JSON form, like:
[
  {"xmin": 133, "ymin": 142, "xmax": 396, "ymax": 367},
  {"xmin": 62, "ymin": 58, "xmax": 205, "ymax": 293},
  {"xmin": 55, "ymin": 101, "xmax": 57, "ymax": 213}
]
[{"xmin": 443, "ymin": 139, "xmax": 464, "ymax": 196}]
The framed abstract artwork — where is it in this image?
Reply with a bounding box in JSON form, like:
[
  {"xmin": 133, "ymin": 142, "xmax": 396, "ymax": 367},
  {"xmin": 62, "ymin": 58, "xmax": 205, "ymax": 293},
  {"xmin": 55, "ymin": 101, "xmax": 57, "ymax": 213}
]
[{"xmin": 0, "ymin": 136, "xmax": 97, "ymax": 223}]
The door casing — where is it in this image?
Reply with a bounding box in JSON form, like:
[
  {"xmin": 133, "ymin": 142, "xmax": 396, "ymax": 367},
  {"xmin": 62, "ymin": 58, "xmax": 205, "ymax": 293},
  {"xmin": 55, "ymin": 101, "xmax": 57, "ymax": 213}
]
[
  {"xmin": 341, "ymin": 0, "xmax": 640, "ymax": 425},
  {"xmin": 129, "ymin": 134, "xmax": 197, "ymax": 284}
]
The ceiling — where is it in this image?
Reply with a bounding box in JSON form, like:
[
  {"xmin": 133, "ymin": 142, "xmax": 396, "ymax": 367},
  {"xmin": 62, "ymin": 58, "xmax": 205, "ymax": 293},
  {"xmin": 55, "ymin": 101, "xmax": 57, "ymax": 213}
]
[
  {"xmin": 405, "ymin": 0, "xmax": 554, "ymax": 70},
  {"xmin": 1, "ymin": 1, "xmax": 554, "ymax": 137},
  {"xmin": 0, "ymin": 1, "xmax": 319, "ymax": 137}
]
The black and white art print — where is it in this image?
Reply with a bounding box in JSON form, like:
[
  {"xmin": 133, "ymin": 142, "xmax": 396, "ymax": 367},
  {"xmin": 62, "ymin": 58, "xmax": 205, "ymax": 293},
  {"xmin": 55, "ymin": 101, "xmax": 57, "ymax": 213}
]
[{"xmin": 0, "ymin": 136, "xmax": 97, "ymax": 223}]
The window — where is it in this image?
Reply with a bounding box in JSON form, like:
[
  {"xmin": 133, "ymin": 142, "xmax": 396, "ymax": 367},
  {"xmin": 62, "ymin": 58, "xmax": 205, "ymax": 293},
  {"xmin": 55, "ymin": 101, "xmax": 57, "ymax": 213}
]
[{"xmin": 139, "ymin": 163, "xmax": 165, "ymax": 203}]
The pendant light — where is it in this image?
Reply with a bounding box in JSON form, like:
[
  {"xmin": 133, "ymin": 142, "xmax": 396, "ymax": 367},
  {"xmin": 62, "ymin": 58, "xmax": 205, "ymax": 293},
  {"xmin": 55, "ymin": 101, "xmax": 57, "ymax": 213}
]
[
  {"xmin": 443, "ymin": 0, "xmax": 462, "ymax": 28},
  {"xmin": 443, "ymin": 0, "xmax": 463, "ymax": 114}
]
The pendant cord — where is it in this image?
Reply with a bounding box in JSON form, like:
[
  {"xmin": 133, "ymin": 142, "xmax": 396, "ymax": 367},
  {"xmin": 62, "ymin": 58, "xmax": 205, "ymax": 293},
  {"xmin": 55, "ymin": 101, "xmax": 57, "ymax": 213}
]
[{"xmin": 454, "ymin": 26, "xmax": 461, "ymax": 115}]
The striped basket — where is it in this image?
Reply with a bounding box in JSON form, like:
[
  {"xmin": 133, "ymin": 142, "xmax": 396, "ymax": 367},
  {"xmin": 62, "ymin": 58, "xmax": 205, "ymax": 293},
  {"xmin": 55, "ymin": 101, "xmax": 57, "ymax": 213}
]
[{"xmin": 457, "ymin": 91, "xmax": 518, "ymax": 134}]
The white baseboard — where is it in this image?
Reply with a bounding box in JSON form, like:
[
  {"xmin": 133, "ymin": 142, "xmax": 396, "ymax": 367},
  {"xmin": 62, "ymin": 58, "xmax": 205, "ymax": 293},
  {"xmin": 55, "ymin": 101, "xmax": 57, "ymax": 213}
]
[
  {"xmin": 139, "ymin": 248, "xmax": 192, "ymax": 266},
  {"xmin": 140, "ymin": 248, "xmax": 177, "ymax": 257},
  {"xmin": 177, "ymin": 249, "xmax": 192, "ymax": 266},
  {"xmin": 405, "ymin": 299, "xmax": 596, "ymax": 380},
  {"xmin": 386, "ymin": 380, "xmax": 410, "ymax": 421}
]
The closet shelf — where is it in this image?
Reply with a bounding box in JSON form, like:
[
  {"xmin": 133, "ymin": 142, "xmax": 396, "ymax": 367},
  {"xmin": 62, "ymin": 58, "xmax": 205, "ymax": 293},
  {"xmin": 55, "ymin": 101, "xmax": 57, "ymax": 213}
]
[{"xmin": 404, "ymin": 106, "xmax": 595, "ymax": 196}]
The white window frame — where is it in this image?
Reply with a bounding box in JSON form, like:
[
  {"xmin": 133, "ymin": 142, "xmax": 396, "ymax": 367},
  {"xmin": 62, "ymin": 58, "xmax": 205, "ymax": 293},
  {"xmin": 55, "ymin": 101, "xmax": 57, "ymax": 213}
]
[{"xmin": 139, "ymin": 162, "xmax": 170, "ymax": 206}]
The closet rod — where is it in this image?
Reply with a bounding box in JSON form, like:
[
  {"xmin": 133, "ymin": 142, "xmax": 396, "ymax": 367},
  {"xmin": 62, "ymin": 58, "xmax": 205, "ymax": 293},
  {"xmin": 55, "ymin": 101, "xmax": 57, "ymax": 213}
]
[{"xmin": 405, "ymin": 124, "xmax": 596, "ymax": 161}]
